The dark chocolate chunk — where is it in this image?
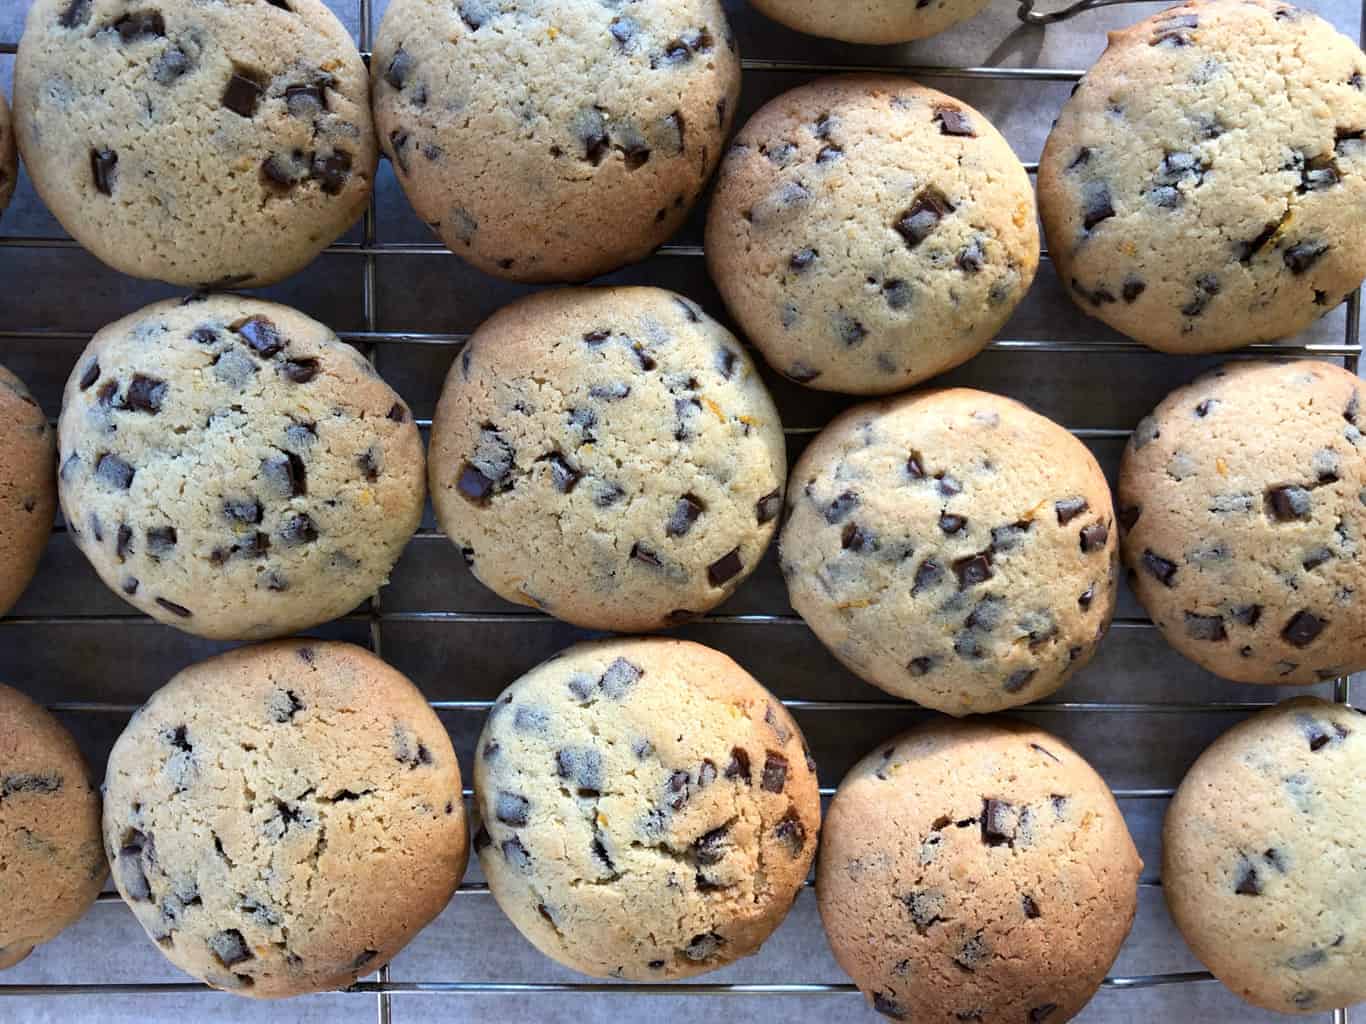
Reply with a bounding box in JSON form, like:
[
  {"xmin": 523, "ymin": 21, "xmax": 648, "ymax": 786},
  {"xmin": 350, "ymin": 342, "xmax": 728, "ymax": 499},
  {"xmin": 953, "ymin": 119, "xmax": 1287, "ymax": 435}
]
[
  {"xmin": 1022, "ymin": 894, "xmax": 1042, "ymax": 919},
  {"xmin": 116, "ymin": 831, "xmax": 152, "ymax": 901},
  {"xmin": 1284, "ymin": 241, "xmax": 1330, "ymax": 275},
  {"xmin": 953, "ymin": 552, "xmax": 993, "ymax": 589},
  {"xmin": 1184, "ymin": 611, "xmax": 1227, "ymax": 642},
  {"xmin": 895, "ymin": 186, "xmax": 954, "ymax": 248},
  {"xmin": 1234, "ymin": 862, "xmax": 1262, "ymax": 896},
  {"xmin": 222, "ymin": 72, "xmax": 264, "ymax": 118},
  {"xmin": 824, "ymin": 490, "xmax": 859, "ymax": 524},
  {"xmin": 872, "ymin": 993, "xmax": 908, "ymax": 1021},
  {"xmin": 79, "ymin": 361, "xmax": 101, "ymax": 390},
  {"xmin": 457, "ymin": 464, "xmax": 494, "ymax": 503},
  {"xmin": 725, "ymin": 748, "xmax": 751, "ymax": 783},
  {"xmin": 1003, "ymin": 668, "xmax": 1036, "ymax": 693},
  {"xmin": 115, "ymin": 524, "xmax": 133, "ymax": 562},
  {"xmin": 110, "ymin": 11, "xmax": 165, "ymax": 42},
  {"xmin": 708, "ymin": 548, "xmax": 743, "ymax": 587},
  {"xmin": 1029, "ymin": 1006, "xmax": 1059, "ymax": 1024},
  {"xmin": 912, "ymin": 558, "xmax": 944, "ymax": 596},
  {"xmin": 59, "ymin": 0, "xmax": 92, "ymax": 28},
  {"xmin": 1141, "ymin": 550, "xmax": 1178, "ymax": 586},
  {"xmin": 555, "ymin": 747, "xmax": 604, "ymax": 794},
  {"xmin": 123, "ymin": 375, "xmax": 167, "ymax": 413},
  {"xmin": 980, "ymin": 798, "xmax": 1015, "ymax": 846},
  {"xmin": 1266, "ymin": 485, "xmax": 1312, "ymax": 521},
  {"xmin": 756, "ymin": 489, "xmax": 782, "ymax": 524},
  {"xmin": 233, "ymin": 316, "xmax": 283, "ymax": 358},
  {"xmin": 1081, "ymin": 182, "xmax": 1115, "ymax": 230},
  {"xmin": 935, "ymin": 105, "xmax": 976, "ymax": 137},
  {"xmin": 543, "ymin": 452, "xmax": 581, "ymax": 494},
  {"xmin": 600, "ymin": 657, "xmax": 642, "ymax": 699},
  {"xmin": 91, "ymin": 148, "xmax": 118, "ymax": 195},
  {"xmin": 683, "ymin": 932, "xmax": 724, "ymax": 962},
  {"xmin": 281, "ymin": 359, "xmax": 319, "ymax": 384},
  {"xmin": 939, "ymin": 513, "xmax": 967, "ymax": 535},
  {"xmin": 1079, "ymin": 521, "xmax": 1109, "ymax": 552},
  {"xmin": 496, "ymin": 791, "xmax": 530, "ymax": 827},
  {"xmin": 155, "ymin": 597, "xmax": 192, "ymax": 618},
  {"xmin": 384, "ymin": 48, "xmax": 414, "ymax": 90},
  {"xmin": 908, "ymin": 656, "xmax": 935, "ymax": 676},
  {"xmin": 1282, "ymin": 610, "xmax": 1326, "ymax": 648},
  {"xmin": 957, "ymin": 238, "xmax": 985, "ymax": 273},
  {"xmin": 761, "ymin": 752, "xmax": 788, "ymax": 793},
  {"xmin": 95, "ymin": 453, "xmax": 135, "ymax": 490},
  {"xmin": 789, "ymin": 248, "xmax": 817, "ymax": 272},
  {"xmin": 667, "ymin": 494, "xmax": 705, "ymax": 537},
  {"xmin": 278, "ymin": 514, "xmax": 317, "ymax": 546},
  {"xmin": 816, "ymin": 144, "xmax": 844, "ymax": 164},
  {"xmin": 1055, "ymin": 497, "xmax": 1089, "ymax": 525}
]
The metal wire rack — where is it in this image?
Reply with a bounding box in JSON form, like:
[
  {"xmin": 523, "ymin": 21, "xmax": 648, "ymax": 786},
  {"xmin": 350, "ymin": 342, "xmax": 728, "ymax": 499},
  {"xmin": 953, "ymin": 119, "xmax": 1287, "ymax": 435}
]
[{"xmin": 0, "ymin": 0, "xmax": 1360, "ymax": 1020}]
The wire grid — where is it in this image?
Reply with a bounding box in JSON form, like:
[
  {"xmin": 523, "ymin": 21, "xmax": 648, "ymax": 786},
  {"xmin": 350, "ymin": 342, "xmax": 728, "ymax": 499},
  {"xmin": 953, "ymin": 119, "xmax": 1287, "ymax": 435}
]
[{"xmin": 0, "ymin": 0, "xmax": 1360, "ymax": 1019}]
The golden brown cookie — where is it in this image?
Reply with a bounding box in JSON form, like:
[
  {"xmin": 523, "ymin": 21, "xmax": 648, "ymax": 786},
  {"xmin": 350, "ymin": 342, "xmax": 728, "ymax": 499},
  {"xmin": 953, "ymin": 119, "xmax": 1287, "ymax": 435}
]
[{"xmin": 0, "ymin": 363, "xmax": 56, "ymax": 618}]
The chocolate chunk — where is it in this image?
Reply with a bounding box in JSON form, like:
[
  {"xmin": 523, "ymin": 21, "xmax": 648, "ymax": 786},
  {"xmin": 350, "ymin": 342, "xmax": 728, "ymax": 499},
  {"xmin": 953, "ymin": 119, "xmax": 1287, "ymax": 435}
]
[
  {"xmin": 232, "ymin": 316, "xmax": 283, "ymax": 358},
  {"xmin": 279, "ymin": 514, "xmax": 318, "ymax": 546},
  {"xmin": 116, "ymin": 832, "xmax": 152, "ymax": 901},
  {"xmin": 79, "ymin": 361, "xmax": 101, "ymax": 390},
  {"xmin": 281, "ymin": 359, "xmax": 319, "ymax": 384},
  {"xmin": 123, "ymin": 375, "xmax": 167, "ymax": 413},
  {"xmin": 630, "ymin": 543, "xmax": 661, "ymax": 568},
  {"xmin": 990, "ymin": 521, "xmax": 1031, "ymax": 553},
  {"xmin": 937, "ymin": 474, "xmax": 962, "ymax": 498},
  {"xmin": 725, "ymin": 748, "xmax": 751, "ymax": 783},
  {"xmin": 311, "ymin": 151, "xmax": 352, "ymax": 195},
  {"xmin": 262, "ymin": 452, "xmax": 307, "ymax": 498},
  {"xmin": 1266, "ymin": 486, "xmax": 1312, "ymax": 521},
  {"xmin": 666, "ymin": 770, "xmax": 690, "ymax": 810},
  {"xmin": 756, "ymin": 489, "xmax": 782, "ymax": 524},
  {"xmin": 707, "ymin": 548, "xmax": 743, "ymax": 587},
  {"xmin": 1029, "ymin": 1007, "xmax": 1059, "ymax": 1024},
  {"xmin": 285, "ymin": 80, "xmax": 329, "ymax": 116},
  {"xmin": 1055, "ymin": 497, "xmax": 1089, "ymax": 525},
  {"xmin": 824, "ymin": 490, "xmax": 859, "ymax": 524},
  {"xmin": 1234, "ymin": 862, "xmax": 1262, "ymax": 896},
  {"xmin": 116, "ymin": 524, "xmax": 133, "ymax": 562},
  {"xmin": 935, "ymin": 105, "xmax": 976, "ymax": 137},
  {"xmin": 789, "ymin": 248, "xmax": 817, "ymax": 272},
  {"xmin": 835, "ymin": 313, "xmax": 867, "ymax": 346},
  {"xmin": 58, "ymin": 0, "xmax": 92, "ymax": 28},
  {"xmin": 1022, "ymin": 894, "xmax": 1041, "ymax": 919},
  {"xmin": 1003, "ymin": 669, "xmax": 1036, "ymax": 693},
  {"xmin": 155, "ymin": 598, "xmax": 192, "ymax": 618},
  {"xmin": 956, "ymin": 238, "xmax": 986, "ymax": 274},
  {"xmin": 384, "ymin": 48, "xmax": 414, "ymax": 90},
  {"xmin": 91, "ymin": 148, "xmax": 118, "ymax": 195},
  {"xmin": 715, "ymin": 348, "xmax": 738, "ymax": 380},
  {"xmin": 1141, "ymin": 550, "xmax": 1178, "ymax": 586},
  {"xmin": 501, "ymin": 836, "xmax": 531, "ymax": 871},
  {"xmin": 457, "ymin": 464, "xmax": 494, "ymax": 503},
  {"xmin": 555, "ymin": 747, "xmax": 603, "ymax": 794},
  {"xmin": 911, "ymin": 559, "xmax": 944, "ymax": 596},
  {"xmin": 144, "ymin": 526, "xmax": 176, "ymax": 557},
  {"xmin": 600, "ymin": 657, "xmax": 642, "ymax": 699},
  {"xmin": 786, "ymin": 363, "xmax": 821, "ymax": 384},
  {"xmin": 1181, "ymin": 273, "xmax": 1221, "ymax": 317},
  {"xmin": 683, "ymin": 932, "xmax": 724, "ymax": 962},
  {"xmin": 761, "ymin": 752, "xmax": 788, "ymax": 793},
  {"xmin": 841, "ymin": 523, "xmax": 876, "ymax": 553},
  {"xmin": 872, "ymin": 993, "xmax": 908, "ymax": 1021},
  {"xmin": 1184, "ymin": 611, "xmax": 1227, "ymax": 642},
  {"xmin": 817, "ymin": 144, "xmax": 844, "ymax": 163},
  {"xmin": 1121, "ymin": 277, "xmax": 1146, "ymax": 303},
  {"xmin": 95, "ymin": 453, "xmax": 135, "ymax": 490},
  {"xmin": 895, "ymin": 187, "xmax": 954, "ymax": 248},
  {"xmin": 908, "ymin": 656, "xmax": 935, "ymax": 676},
  {"xmin": 939, "ymin": 513, "xmax": 967, "ymax": 535},
  {"xmin": 1081, "ymin": 182, "xmax": 1115, "ymax": 230},
  {"xmin": 543, "ymin": 453, "xmax": 581, "ymax": 494},
  {"xmin": 1282, "ymin": 610, "xmax": 1326, "ymax": 648},
  {"xmin": 496, "ymin": 791, "xmax": 530, "ymax": 827},
  {"xmin": 209, "ymin": 929, "xmax": 253, "ymax": 968},
  {"xmin": 980, "ymin": 798, "xmax": 1015, "ymax": 846},
  {"xmin": 1285, "ymin": 240, "xmax": 1329, "ymax": 274},
  {"xmin": 222, "ymin": 72, "xmax": 264, "ymax": 118},
  {"xmin": 110, "ymin": 11, "xmax": 165, "ymax": 42},
  {"xmin": 667, "ymin": 494, "xmax": 705, "ymax": 537},
  {"xmin": 953, "ymin": 552, "xmax": 993, "ymax": 588},
  {"xmin": 1079, "ymin": 521, "xmax": 1109, "ymax": 552}
]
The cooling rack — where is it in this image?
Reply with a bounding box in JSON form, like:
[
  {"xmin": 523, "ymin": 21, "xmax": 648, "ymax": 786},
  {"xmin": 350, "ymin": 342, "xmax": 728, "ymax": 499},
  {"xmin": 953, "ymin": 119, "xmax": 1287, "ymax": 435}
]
[{"xmin": 0, "ymin": 0, "xmax": 1360, "ymax": 1020}]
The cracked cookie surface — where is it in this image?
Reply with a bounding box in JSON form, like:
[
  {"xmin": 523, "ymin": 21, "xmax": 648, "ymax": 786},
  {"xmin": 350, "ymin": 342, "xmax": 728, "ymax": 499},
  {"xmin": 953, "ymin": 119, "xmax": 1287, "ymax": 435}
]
[
  {"xmin": 102, "ymin": 640, "xmax": 469, "ymax": 998},
  {"xmin": 372, "ymin": 0, "xmax": 739, "ymax": 283},
  {"xmin": 706, "ymin": 76, "xmax": 1038, "ymax": 395},
  {"xmin": 473, "ymin": 637, "xmax": 820, "ymax": 980},
  {"xmin": 818, "ymin": 717, "xmax": 1141, "ymax": 1024},
  {"xmin": 1164, "ymin": 697, "xmax": 1365, "ymax": 1014},
  {"xmin": 780, "ymin": 388, "xmax": 1118, "ymax": 715},
  {"xmin": 428, "ymin": 287, "xmax": 786, "ymax": 632},
  {"xmin": 749, "ymin": 0, "xmax": 992, "ymax": 44},
  {"xmin": 0, "ymin": 92, "xmax": 15, "ymax": 218},
  {"xmin": 1038, "ymin": 0, "xmax": 1366, "ymax": 353},
  {"xmin": 57, "ymin": 295, "xmax": 424, "ymax": 640},
  {"xmin": 14, "ymin": 0, "xmax": 375, "ymax": 288},
  {"xmin": 1118, "ymin": 360, "xmax": 1366, "ymax": 685},
  {"xmin": 0, "ymin": 682, "xmax": 106, "ymax": 971},
  {"xmin": 0, "ymin": 364, "xmax": 56, "ymax": 617}
]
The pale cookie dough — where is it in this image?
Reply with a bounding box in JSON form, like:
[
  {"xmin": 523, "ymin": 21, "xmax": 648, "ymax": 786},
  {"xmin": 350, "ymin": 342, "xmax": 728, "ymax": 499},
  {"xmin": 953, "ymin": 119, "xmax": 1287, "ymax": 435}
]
[
  {"xmin": 1118, "ymin": 360, "xmax": 1366, "ymax": 685},
  {"xmin": 818, "ymin": 717, "xmax": 1142, "ymax": 1023},
  {"xmin": 0, "ymin": 364, "xmax": 56, "ymax": 618},
  {"xmin": 781, "ymin": 389, "xmax": 1118, "ymax": 715},
  {"xmin": 372, "ymin": 0, "xmax": 740, "ymax": 283},
  {"xmin": 706, "ymin": 76, "xmax": 1038, "ymax": 395},
  {"xmin": 103, "ymin": 640, "xmax": 469, "ymax": 999},
  {"xmin": 14, "ymin": 0, "xmax": 375, "ymax": 288},
  {"xmin": 0, "ymin": 92, "xmax": 16, "ymax": 217},
  {"xmin": 0, "ymin": 682, "xmax": 106, "ymax": 971},
  {"xmin": 474, "ymin": 637, "xmax": 820, "ymax": 980},
  {"xmin": 1038, "ymin": 0, "xmax": 1366, "ymax": 354},
  {"xmin": 429, "ymin": 287, "xmax": 786, "ymax": 632},
  {"xmin": 58, "ymin": 296, "xmax": 424, "ymax": 640},
  {"xmin": 1164, "ymin": 697, "xmax": 1366, "ymax": 1015},
  {"xmin": 749, "ymin": 0, "xmax": 993, "ymax": 45}
]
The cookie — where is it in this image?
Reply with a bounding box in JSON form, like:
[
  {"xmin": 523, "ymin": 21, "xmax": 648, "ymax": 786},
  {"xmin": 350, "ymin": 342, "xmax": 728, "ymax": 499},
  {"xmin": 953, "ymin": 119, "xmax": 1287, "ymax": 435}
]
[
  {"xmin": 1118, "ymin": 360, "xmax": 1366, "ymax": 685},
  {"xmin": 0, "ymin": 683, "xmax": 106, "ymax": 970},
  {"xmin": 748, "ymin": 0, "xmax": 992, "ymax": 44},
  {"xmin": 429, "ymin": 287, "xmax": 786, "ymax": 632},
  {"xmin": 14, "ymin": 0, "xmax": 375, "ymax": 288},
  {"xmin": 1038, "ymin": 0, "xmax": 1366, "ymax": 354},
  {"xmin": 706, "ymin": 76, "xmax": 1038, "ymax": 395},
  {"xmin": 818, "ymin": 717, "xmax": 1141, "ymax": 1023},
  {"xmin": 0, "ymin": 91, "xmax": 16, "ymax": 218},
  {"xmin": 372, "ymin": 0, "xmax": 739, "ymax": 283},
  {"xmin": 103, "ymin": 640, "xmax": 469, "ymax": 998},
  {"xmin": 57, "ymin": 296, "xmax": 424, "ymax": 640},
  {"xmin": 0, "ymin": 364, "xmax": 56, "ymax": 618},
  {"xmin": 780, "ymin": 389, "xmax": 1118, "ymax": 715},
  {"xmin": 1164, "ymin": 697, "xmax": 1365, "ymax": 1014},
  {"xmin": 473, "ymin": 637, "xmax": 820, "ymax": 980}
]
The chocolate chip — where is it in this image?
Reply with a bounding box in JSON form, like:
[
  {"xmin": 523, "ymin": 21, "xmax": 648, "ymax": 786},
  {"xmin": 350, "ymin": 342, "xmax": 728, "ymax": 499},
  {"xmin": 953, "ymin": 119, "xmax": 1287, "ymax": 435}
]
[
  {"xmin": 895, "ymin": 187, "xmax": 954, "ymax": 248},
  {"xmin": 279, "ymin": 514, "xmax": 318, "ymax": 546},
  {"xmin": 1081, "ymin": 182, "xmax": 1114, "ymax": 230},
  {"xmin": 816, "ymin": 144, "xmax": 844, "ymax": 164},
  {"xmin": 79, "ymin": 361, "xmax": 101, "ymax": 391},
  {"xmin": 754, "ymin": 489, "xmax": 782, "ymax": 525},
  {"xmin": 715, "ymin": 348, "xmax": 738, "ymax": 381},
  {"xmin": 708, "ymin": 548, "xmax": 743, "ymax": 587},
  {"xmin": 980, "ymin": 798, "xmax": 1016, "ymax": 846},
  {"xmin": 1079, "ymin": 521, "xmax": 1109, "ymax": 552},
  {"xmin": 939, "ymin": 513, "xmax": 967, "ymax": 535},
  {"xmin": 725, "ymin": 748, "xmax": 751, "ymax": 783},
  {"xmin": 956, "ymin": 237, "xmax": 986, "ymax": 273},
  {"xmin": 499, "ymin": 836, "xmax": 531, "ymax": 871},
  {"xmin": 222, "ymin": 72, "xmax": 264, "ymax": 118},
  {"xmin": 110, "ymin": 11, "xmax": 165, "ymax": 42},
  {"xmin": 1282, "ymin": 610, "xmax": 1326, "ymax": 648},
  {"xmin": 543, "ymin": 452, "xmax": 581, "ymax": 494},
  {"xmin": 907, "ymin": 655, "xmax": 935, "ymax": 677},
  {"xmin": 1265, "ymin": 485, "xmax": 1312, "ymax": 521},
  {"xmin": 285, "ymin": 80, "xmax": 329, "ymax": 116},
  {"xmin": 683, "ymin": 932, "xmax": 724, "ymax": 962},
  {"xmin": 906, "ymin": 451, "xmax": 926, "ymax": 480},
  {"xmin": 384, "ymin": 48, "xmax": 414, "ymax": 90},
  {"xmin": 116, "ymin": 831, "xmax": 151, "ymax": 900},
  {"xmin": 937, "ymin": 474, "xmax": 962, "ymax": 498},
  {"xmin": 1029, "ymin": 1006, "xmax": 1059, "ymax": 1024},
  {"xmin": 1120, "ymin": 276, "xmax": 1146, "ymax": 303},
  {"xmin": 761, "ymin": 752, "xmax": 788, "ymax": 793},
  {"xmin": 1141, "ymin": 549, "xmax": 1178, "ymax": 586},
  {"xmin": 912, "ymin": 559, "xmax": 944, "ymax": 596},
  {"xmin": 1003, "ymin": 669, "xmax": 1036, "ymax": 693},
  {"xmin": 1184, "ymin": 611, "xmax": 1227, "ymax": 642},
  {"xmin": 91, "ymin": 148, "xmax": 118, "ymax": 195},
  {"xmin": 1234, "ymin": 862, "xmax": 1262, "ymax": 896},
  {"xmin": 953, "ymin": 552, "xmax": 993, "ymax": 589},
  {"xmin": 124, "ymin": 375, "xmax": 167, "ymax": 413},
  {"xmin": 934, "ymin": 105, "xmax": 976, "ymax": 137},
  {"xmin": 824, "ymin": 490, "xmax": 859, "ymax": 524},
  {"xmin": 667, "ymin": 494, "xmax": 705, "ymax": 537},
  {"xmin": 58, "ymin": 0, "xmax": 92, "ymax": 28},
  {"xmin": 1055, "ymin": 497, "xmax": 1089, "ymax": 525},
  {"xmin": 231, "ymin": 316, "xmax": 283, "ymax": 358},
  {"xmin": 1284, "ymin": 240, "xmax": 1330, "ymax": 275},
  {"xmin": 263, "ymin": 452, "xmax": 307, "ymax": 498},
  {"xmin": 280, "ymin": 359, "xmax": 319, "ymax": 384},
  {"xmin": 1181, "ymin": 273, "xmax": 1221, "ymax": 317},
  {"xmin": 155, "ymin": 597, "xmax": 192, "ymax": 618},
  {"xmin": 630, "ymin": 543, "xmax": 661, "ymax": 568},
  {"xmin": 95, "ymin": 453, "xmax": 135, "ymax": 490},
  {"xmin": 555, "ymin": 747, "xmax": 603, "ymax": 794},
  {"xmin": 872, "ymin": 993, "xmax": 908, "ymax": 1021},
  {"xmin": 600, "ymin": 657, "xmax": 642, "ymax": 699},
  {"xmin": 311, "ymin": 151, "xmax": 352, "ymax": 195},
  {"xmin": 785, "ymin": 363, "xmax": 821, "ymax": 384},
  {"xmin": 496, "ymin": 791, "xmax": 530, "ymax": 827}
]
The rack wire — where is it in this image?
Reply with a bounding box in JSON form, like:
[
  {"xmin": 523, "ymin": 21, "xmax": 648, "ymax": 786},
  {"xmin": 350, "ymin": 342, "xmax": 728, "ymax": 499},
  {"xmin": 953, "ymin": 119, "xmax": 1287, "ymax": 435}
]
[{"xmin": 0, "ymin": 0, "xmax": 1360, "ymax": 1020}]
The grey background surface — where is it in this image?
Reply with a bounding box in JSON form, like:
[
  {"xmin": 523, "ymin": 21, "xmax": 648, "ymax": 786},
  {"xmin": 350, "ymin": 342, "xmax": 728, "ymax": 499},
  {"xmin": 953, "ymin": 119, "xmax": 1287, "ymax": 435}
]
[{"xmin": 0, "ymin": 0, "xmax": 1361, "ymax": 1021}]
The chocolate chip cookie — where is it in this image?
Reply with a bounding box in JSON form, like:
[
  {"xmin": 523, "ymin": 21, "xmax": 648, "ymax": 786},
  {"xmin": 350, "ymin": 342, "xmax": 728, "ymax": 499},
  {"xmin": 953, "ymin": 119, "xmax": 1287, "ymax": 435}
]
[
  {"xmin": 781, "ymin": 388, "xmax": 1118, "ymax": 715},
  {"xmin": 429, "ymin": 287, "xmax": 786, "ymax": 632},
  {"xmin": 1118, "ymin": 360, "xmax": 1365, "ymax": 685},
  {"xmin": 57, "ymin": 296, "xmax": 424, "ymax": 640},
  {"xmin": 819, "ymin": 717, "xmax": 1140, "ymax": 1023},
  {"xmin": 372, "ymin": 0, "xmax": 739, "ymax": 283},
  {"xmin": 1164, "ymin": 697, "xmax": 1364, "ymax": 1014},
  {"xmin": 0, "ymin": 364, "xmax": 56, "ymax": 618},
  {"xmin": 474, "ymin": 637, "xmax": 820, "ymax": 980},
  {"xmin": 1038, "ymin": 0, "xmax": 1366, "ymax": 354},
  {"xmin": 14, "ymin": 0, "xmax": 375, "ymax": 288},
  {"xmin": 749, "ymin": 0, "xmax": 992, "ymax": 44},
  {"xmin": 103, "ymin": 640, "xmax": 469, "ymax": 998},
  {"xmin": 706, "ymin": 76, "xmax": 1038, "ymax": 395},
  {"xmin": 0, "ymin": 91, "xmax": 16, "ymax": 218},
  {"xmin": 1, "ymin": 682, "xmax": 106, "ymax": 971}
]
